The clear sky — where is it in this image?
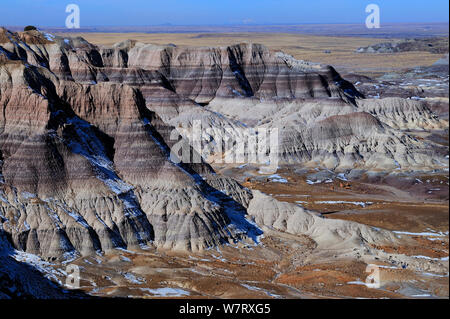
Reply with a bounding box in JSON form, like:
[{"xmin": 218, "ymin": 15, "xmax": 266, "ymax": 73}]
[{"xmin": 1, "ymin": 0, "xmax": 448, "ymax": 26}]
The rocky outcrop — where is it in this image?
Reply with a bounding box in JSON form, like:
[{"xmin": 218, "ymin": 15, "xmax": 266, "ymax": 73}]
[
  {"xmin": 247, "ymin": 190, "xmax": 398, "ymax": 249},
  {"xmin": 247, "ymin": 191, "xmax": 449, "ymax": 274},
  {"xmin": 356, "ymin": 37, "xmax": 449, "ymax": 54},
  {"xmin": 358, "ymin": 97, "xmax": 446, "ymax": 130}
]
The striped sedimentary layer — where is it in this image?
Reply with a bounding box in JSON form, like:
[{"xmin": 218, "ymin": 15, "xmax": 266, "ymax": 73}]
[{"xmin": 0, "ymin": 34, "xmax": 253, "ymax": 258}]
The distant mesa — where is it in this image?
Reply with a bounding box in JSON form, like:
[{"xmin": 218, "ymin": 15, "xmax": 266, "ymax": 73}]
[{"xmin": 356, "ymin": 37, "xmax": 449, "ymax": 54}]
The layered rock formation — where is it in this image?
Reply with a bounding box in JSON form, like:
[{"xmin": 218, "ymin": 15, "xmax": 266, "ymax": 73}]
[
  {"xmin": 0, "ymin": 27, "xmax": 448, "ymax": 266},
  {"xmin": 1, "ymin": 28, "xmax": 247, "ymax": 259}
]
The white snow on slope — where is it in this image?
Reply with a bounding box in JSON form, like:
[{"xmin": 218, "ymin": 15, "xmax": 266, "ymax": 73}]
[
  {"xmin": 140, "ymin": 287, "xmax": 190, "ymax": 297},
  {"xmin": 315, "ymin": 201, "xmax": 373, "ymax": 207}
]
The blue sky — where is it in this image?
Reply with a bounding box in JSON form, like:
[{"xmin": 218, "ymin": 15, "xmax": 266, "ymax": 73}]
[{"xmin": 1, "ymin": 0, "xmax": 448, "ymax": 26}]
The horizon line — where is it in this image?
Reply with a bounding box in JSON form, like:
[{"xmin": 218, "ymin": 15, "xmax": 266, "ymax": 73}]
[{"xmin": 2, "ymin": 21, "xmax": 449, "ymax": 29}]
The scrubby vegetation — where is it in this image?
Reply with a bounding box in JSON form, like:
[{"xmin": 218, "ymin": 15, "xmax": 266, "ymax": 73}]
[{"xmin": 24, "ymin": 25, "xmax": 37, "ymax": 31}]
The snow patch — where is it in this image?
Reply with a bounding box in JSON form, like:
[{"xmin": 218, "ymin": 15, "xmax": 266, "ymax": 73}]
[
  {"xmin": 268, "ymin": 174, "xmax": 287, "ymax": 183},
  {"xmin": 315, "ymin": 201, "xmax": 373, "ymax": 208},
  {"xmin": 43, "ymin": 32, "xmax": 56, "ymax": 42},
  {"xmin": 140, "ymin": 287, "xmax": 190, "ymax": 297}
]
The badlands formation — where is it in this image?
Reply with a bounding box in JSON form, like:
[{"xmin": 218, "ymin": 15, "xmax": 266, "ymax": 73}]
[{"xmin": 0, "ymin": 28, "xmax": 448, "ymax": 298}]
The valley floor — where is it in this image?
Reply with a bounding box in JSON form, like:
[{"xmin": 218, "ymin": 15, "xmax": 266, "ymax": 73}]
[{"xmin": 34, "ymin": 162, "xmax": 448, "ymax": 299}]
